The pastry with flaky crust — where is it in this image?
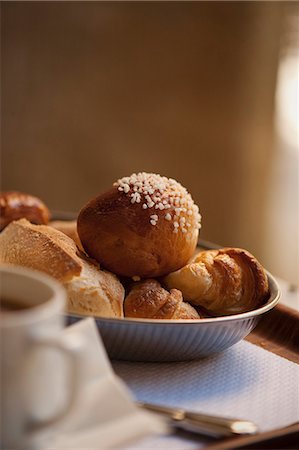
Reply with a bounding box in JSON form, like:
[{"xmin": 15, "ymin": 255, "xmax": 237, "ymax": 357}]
[
  {"xmin": 124, "ymin": 279, "xmax": 200, "ymax": 320},
  {"xmin": 164, "ymin": 248, "xmax": 269, "ymax": 315}
]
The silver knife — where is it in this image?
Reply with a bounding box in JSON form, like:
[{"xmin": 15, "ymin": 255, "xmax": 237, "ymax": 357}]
[{"xmin": 138, "ymin": 402, "xmax": 258, "ymax": 438}]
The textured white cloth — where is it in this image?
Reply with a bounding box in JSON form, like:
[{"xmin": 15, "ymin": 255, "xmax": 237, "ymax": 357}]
[{"xmin": 113, "ymin": 340, "xmax": 299, "ymax": 450}]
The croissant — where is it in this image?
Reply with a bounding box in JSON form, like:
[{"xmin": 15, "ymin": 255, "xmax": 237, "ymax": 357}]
[
  {"xmin": 164, "ymin": 248, "xmax": 269, "ymax": 315},
  {"xmin": 124, "ymin": 279, "xmax": 200, "ymax": 320}
]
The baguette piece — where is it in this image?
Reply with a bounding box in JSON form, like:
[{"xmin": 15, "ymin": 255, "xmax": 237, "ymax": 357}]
[
  {"xmin": 164, "ymin": 248, "xmax": 269, "ymax": 315},
  {"xmin": 124, "ymin": 279, "xmax": 200, "ymax": 320},
  {"xmin": 0, "ymin": 219, "xmax": 124, "ymax": 318},
  {"xmin": 49, "ymin": 220, "xmax": 83, "ymax": 251}
]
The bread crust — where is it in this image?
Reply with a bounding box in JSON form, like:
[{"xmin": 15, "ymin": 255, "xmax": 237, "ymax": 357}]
[
  {"xmin": 49, "ymin": 220, "xmax": 83, "ymax": 251},
  {"xmin": 65, "ymin": 260, "xmax": 124, "ymax": 318},
  {"xmin": 124, "ymin": 279, "xmax": 200, "ymax": 320},
  {"xmin": 164, "ymin": 247, "xmax": 269, "ymax": 315},
  {"xmin": 0, "ymin": 191, "xmax": 50, "ymax": 231},
  {"xmin": 0, "ymin": 219, "xmax": 124, "ymax": 318},
  {"xmin": 77, "ymin": 186, "xmax": 199, "ymax": 278},
  {"xmin": 0, "ymin": 219, "xmax": 81, "ymax": 282}
]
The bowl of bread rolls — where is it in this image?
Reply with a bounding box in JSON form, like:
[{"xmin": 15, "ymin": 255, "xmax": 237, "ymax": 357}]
[{"xmin": 0, "ymin": 173, "xmax": 280, "ymax": 361}]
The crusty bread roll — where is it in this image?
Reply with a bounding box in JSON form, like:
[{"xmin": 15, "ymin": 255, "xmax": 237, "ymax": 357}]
[
  {"xmin": 50, "ymin": 220, "xmax": 83, "ymax": 251},
  {"xmin": 77, "ymin": 172, "xmax": 201, "ymax": 278},
  {"xmin": 0, "ymin": 219, "xmax": 124, "ymax": 318},
  {"xmin": 164, "ymin": 248, "xmax": 269, "ymax": 315},
  {"xmin": 124, "ymin": 279, "xmax": 200, "ymax": 320},
  {"xmin": 0, "ymin": 191, "xmax": 50, "ymax": 231},
  {"xmin": 65, "ymin": 259, "xmax": 124, "ymax": 318}
]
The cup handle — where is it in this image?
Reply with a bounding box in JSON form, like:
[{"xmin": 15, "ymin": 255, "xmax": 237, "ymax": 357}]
[{"xmin": 26, "ymin": 333, "xmax": 83, "ymax": 432}]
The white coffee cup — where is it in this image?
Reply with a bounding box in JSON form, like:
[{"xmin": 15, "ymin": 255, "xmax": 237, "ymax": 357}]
[{"xmin": 0, "ymin": 265, "xmax": 83, "ymax": 449}]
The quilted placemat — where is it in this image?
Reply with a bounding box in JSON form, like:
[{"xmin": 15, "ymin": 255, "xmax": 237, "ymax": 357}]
[{"xmin": 113, "ymin": 340, "xmax": 299, "ymax": 449}]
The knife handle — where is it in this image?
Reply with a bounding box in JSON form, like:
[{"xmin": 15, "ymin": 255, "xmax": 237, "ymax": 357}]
[{"xmin": 138, "ymin": 402, "xmax": 258, "ymax": 438}]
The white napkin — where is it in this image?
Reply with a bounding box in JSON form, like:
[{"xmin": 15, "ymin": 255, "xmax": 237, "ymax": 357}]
[{"xmin": 36, "ymin": 318, "xmax": 167, "ymax": 450}]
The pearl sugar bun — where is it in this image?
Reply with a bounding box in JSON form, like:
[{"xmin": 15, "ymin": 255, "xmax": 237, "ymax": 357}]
[{"xmin": 77, "ymin": 172, "xmax": 201, "ymax": 278}]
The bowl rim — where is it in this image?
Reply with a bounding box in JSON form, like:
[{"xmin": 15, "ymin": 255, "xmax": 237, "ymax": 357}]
[{"xmin": 67, "ymin": 270, "xmax": 281, "ymax": 326}]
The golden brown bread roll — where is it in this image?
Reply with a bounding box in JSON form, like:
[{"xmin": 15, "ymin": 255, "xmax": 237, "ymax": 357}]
[
  {"xmin": 65, "ymin": 259, "xmax": 124, "ymax": 318},
  {"xmin": 164, "ymin": 248, "xmax": 269, "ymax": 315},
  {"xmin": 124, "ymin": 279, "xmax": 200, "ymax": 320},
  {"xmin": 49, "ymin": 220, "xmax": 83, "ymax": 251},
  {"xmin": 77, "ymin": 172, "xmax": 201, "ymax": 278},
  {"xmin": 0, "ymin": 219, "xmax": 125, "ymax": 318},
  {"xmin": 0, "ymin": 191, "xmax": 50, "ymax": 231}
]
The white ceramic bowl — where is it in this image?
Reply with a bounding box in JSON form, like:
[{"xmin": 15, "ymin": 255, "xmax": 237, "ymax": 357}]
[{"xmin": 53, "ymin": 213, "xmax": 280, "ymax": 362}]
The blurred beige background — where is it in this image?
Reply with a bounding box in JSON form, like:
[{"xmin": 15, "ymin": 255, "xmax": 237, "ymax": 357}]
[{"xmin": 1, "ymin": 2, "xmax": 298, "ymax": 283}]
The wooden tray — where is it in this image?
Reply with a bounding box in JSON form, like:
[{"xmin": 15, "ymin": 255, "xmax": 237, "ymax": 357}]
[{"xmin": 246, "ymin": 303, "xmax": 299, "ymax": 364}]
